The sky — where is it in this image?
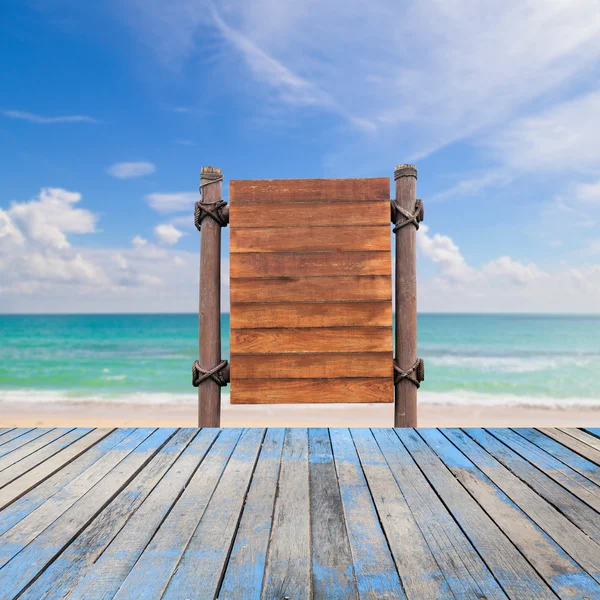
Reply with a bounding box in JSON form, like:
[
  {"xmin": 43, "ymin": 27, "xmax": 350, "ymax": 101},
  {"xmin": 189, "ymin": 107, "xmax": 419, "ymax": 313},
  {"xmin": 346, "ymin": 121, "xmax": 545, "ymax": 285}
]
[{"xmin": 1, "ymin": 0, "xmax": 600, "ymax": 313}]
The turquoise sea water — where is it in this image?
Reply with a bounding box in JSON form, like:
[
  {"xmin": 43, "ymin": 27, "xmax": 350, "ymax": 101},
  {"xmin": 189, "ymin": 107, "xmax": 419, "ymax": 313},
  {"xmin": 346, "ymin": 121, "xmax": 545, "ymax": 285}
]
[{"xmin": 1, "ymin": 314, "xmax": 599, "ymax": 407}]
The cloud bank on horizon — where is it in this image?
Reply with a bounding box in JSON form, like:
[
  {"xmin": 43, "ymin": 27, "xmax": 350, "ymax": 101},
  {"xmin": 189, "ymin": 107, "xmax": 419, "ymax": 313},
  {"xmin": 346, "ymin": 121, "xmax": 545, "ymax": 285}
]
[{"xmin": 1, "ymin": 0, "xmax": 599, "ymax": 312}]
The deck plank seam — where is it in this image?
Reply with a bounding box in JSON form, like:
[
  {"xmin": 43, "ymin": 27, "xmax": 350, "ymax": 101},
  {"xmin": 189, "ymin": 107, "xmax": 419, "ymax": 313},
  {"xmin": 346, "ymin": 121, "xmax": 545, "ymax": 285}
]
[{"xmin": 9, "ymin": 427, "xmax": 180, "ymax": 600}]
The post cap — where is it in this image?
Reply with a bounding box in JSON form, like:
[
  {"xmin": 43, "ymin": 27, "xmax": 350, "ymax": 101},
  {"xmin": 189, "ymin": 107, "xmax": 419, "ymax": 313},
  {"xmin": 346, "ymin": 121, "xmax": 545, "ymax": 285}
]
[
  {"xmin": 200, "ymin": 166, "xmax": 223, "ymax": 186},
  {"xmin": 394, "ymin": 164, "xmax": 417, "ymax": 180}
]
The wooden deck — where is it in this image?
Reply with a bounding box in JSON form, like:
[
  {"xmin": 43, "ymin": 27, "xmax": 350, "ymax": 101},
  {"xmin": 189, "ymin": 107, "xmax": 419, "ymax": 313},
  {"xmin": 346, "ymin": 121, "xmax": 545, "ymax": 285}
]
[{"xmin": 0, "ymin": 427, "xmax": 599, "ymax": 599}]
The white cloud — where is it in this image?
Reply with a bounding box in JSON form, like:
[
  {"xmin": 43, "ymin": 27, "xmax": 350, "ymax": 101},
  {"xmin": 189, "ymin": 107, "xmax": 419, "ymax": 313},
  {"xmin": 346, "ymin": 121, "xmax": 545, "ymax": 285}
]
[
  {"xmin": 482, "ymin": 256, "xmax": 548, "ymax": 286},
  {"xmin": 106, "ymin": 161, "xmax": 156, "ymax": 179},
  {"xmin": 154, "ymin": 223, "xmax": 184, "ymax": 245},
  {"xmin": 574, "ymin": 179, "xmax": 600, "ymax": 203},
  {"xmin": 132, "ymin": 235, "xmax": 148, "ymax": 247},
  {"xmin": 112, "ymin": 253, "xmax": 129, "ymax": 269},
  {"xmin": 1, "ymin": 110, "xmax": 98, "ymax": 124},
  {"xmin": 417, "ymin": 225, "xmax": 476, "ymax": 284},
  {"xmin": 145, "ymin": 192, "xmax": 197, "ymax": 213}
]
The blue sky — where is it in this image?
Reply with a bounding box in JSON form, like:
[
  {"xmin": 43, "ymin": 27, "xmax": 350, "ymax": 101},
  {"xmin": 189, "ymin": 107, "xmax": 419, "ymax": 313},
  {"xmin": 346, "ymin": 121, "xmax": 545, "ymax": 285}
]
[{"xmin": 1, "ymin": 0, "xmax": 600, "ymax": 313}]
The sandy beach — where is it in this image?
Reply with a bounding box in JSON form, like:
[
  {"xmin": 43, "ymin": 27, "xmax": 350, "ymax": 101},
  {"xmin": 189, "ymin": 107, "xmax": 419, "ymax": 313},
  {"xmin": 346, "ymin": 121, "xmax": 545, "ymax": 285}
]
[{"xmin": 1, "ymin": 401, "xmax": 599, "ymax": 428}]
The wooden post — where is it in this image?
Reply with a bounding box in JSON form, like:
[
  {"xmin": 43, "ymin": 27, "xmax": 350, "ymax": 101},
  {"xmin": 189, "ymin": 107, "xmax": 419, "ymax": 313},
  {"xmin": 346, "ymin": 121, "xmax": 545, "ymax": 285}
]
[
  {"xmin": 393, "ymin": 164, "xmax": 421, "ymax": 427},
  {"xmin": 198, "ymin": 166, "xmax": 225, "ymax": 427}
]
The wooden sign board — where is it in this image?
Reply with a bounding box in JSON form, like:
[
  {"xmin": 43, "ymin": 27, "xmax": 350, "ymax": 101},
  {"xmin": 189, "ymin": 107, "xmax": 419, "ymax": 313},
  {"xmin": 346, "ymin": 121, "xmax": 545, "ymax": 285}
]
[{"xmin": 229, "ymin": 178, "xmax": 393, "ymax": 404}]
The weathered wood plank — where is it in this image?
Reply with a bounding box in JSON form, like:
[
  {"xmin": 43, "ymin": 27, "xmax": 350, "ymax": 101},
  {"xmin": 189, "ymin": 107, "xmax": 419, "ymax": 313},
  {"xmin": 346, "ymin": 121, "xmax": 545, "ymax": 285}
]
[
  {"xmin": 230, "ymin": 276, "xmax": 392, "ymax": 304},
  {"xmin": 230, "ymin": 201, "xmax": 391, "ymax": 228},
  {"xmin": 350, "ymin": 429, "xmax": 453, "ymax": 599},
  {"xmin": 233, "ymin": 353, "xmax": 392, "ymax": 380},
  {"xmin": 559, "ymin": 428, "xmax": 600, "ymax": 452},
  {"xmin": 329, "ymin": 428, "xmax": 405, "ymax": 599},
  {"xmin": 0, "ymin": 428, "xmax": 154, "ymax": 560},
  {"xmin": 372, "ymin": 428, "xmax": 508, "ymax": 599},
  {"xmin": 466, "ymin": 428, "xmax": 600, "ymax": 544},
  {"xmin": 62, "ymin": 429, "xmax": 221, "ymax": 600},
  {"xmin": 0, "ymin": 428, "xmax": 74, "ymax": 472},
  {"xmin": 261, "ymin": 429, "xmax": 312, "ymax": 600},
  {"xmin": 398, "ymin": 428, "xmax": 567, "ymax": 599},
  {"xmin": 0, "ymin": 428, "xmax": 112, "ymax": 513},
  {"xmin": 219, "ymin": 429, "xmax": 286, "ymax": 600},
  {"xmin": 0, "ymin": 428, "xmax": 176, "ymax": 599},
  {"xmin": 0, "ymin": 428, "xmax": 53, "ymax": 458},
  {"xmin": 231, "ymin": 328, "xmax": 392, "ymax": 354},
  {"xmin": 230, "ymin": 178, "xmax": 390, "ymax": 203},
  {"xmin": 307, "ymin": 429, "xmax": 358, "ymax": 600},
  {"xmin": 231, "ymin": 251, "xmax": 391, "ymax": 279},
  {"xmin": 231, "ymin": 378, "xmax": 393, "ymax": 404},
  {"xmin": 491, "ymin": 428, "xmax": 600, "ymax": 512},
  {"xmin": 425, "ymin": 428, "xmax": 600, "ymax": 598},
  {"xmin": 444, "ymin": 428, "xmax": 600, "ymax": 584},
  {"xmin": 0, "ymin": 429, "xmax": 32, "ymax": 446},
  {"xmin": 162, "ymin": 429, "xmax": 265, "ymax": 599},
  {"xmin": 231, "ymin": 226, "xmax": 390, "ymax": 253},
  {"xmin": 17, "ymin": 429, "xmax": 198, "ymax": 600},
  {"xmin": 231, "ymin": 301, "xmax": 392, "ymax": 329},
  {"xmin": 0, "ymin": 428, "xmax": 89, "ymax": 487},
  {"xmin": 112, "ymin": 429, "xmax": 243, "ymax": 600},
  {"xmin": 539, "ymin": 427, "xmax": 600, "ymax": 466}
]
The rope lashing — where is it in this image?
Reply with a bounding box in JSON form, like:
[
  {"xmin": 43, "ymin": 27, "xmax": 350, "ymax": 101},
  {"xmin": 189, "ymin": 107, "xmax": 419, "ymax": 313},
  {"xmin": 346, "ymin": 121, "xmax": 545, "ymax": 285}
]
[
  {"xmin": 192, "ymin": 359, "xmax": 229, "ymax": 387},
  {"xmin": 394, "ymin": 358, "xmax": 425, "ymax": 388},
  {"xmin": 194, "ymin": 200, "xmax": 228, "ymax": 230},
  {"xmin": 194, "ymin": 170, "xmax": 228, "ymax": 230},
  {"xmin": 392, "ymin": 198, "xmax": 424, "ymax": 233}
]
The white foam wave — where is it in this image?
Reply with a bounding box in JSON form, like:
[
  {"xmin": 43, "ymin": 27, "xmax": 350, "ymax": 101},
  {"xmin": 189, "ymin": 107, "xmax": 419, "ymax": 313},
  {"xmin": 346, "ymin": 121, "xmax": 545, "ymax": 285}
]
[
  {"xmin": 427, "ymin": 355, "xmax": 594, "ymax": 373},
  {"xmin": 1, "ymin": 388, "xmax": 599, "ymax": 410}
]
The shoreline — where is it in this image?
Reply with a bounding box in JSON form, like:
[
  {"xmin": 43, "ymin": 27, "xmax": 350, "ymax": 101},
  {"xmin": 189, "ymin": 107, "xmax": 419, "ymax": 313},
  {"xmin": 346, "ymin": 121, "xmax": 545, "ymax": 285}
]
[{"xmin": 1, "ymin": 400, "xmax": 599, "ymax": 428}]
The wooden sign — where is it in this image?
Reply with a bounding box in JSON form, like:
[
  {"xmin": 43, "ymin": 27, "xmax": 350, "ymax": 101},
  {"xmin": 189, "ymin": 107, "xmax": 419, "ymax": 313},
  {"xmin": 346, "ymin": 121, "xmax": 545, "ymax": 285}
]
[{"xmin": 229, "ymin": 178, "xmax": 393, "ymax": 404}]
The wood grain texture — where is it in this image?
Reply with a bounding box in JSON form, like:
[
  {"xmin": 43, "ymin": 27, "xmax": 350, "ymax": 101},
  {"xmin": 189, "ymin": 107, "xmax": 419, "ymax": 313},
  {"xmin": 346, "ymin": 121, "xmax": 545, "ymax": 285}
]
[
  {"xmin": 230, "ymin": 251, "xmax": 391, "ymax": 278},
  {"xmin": 231, "ymin": 378, "xmax": 394, "ymax": 404},
  {"xmin": 233, "ymin": 353, "xmax": 393, "ymax": 380},
  {"xmin": 2, "ymin": 427, "xmax": 600, "ymax": 598},
  {"xmin": 422, "ymin": 428, "xmax": 600, "ymax": 599},
  {"xmin": 231, "ymin": 226, "xmax": 390, "ymax": 253},
  {"xmin": 230, "ymin": 178, "xmax": 390, "ymax": 203},
  {"xmin": 351, "ymin": 429, "xmax": 454, "ymax": 599},
  {"xmin": 231, "ymin": 301, "xmax": 392, "ymax": 329},
  {"xmin": 445, "ymin": 428, "xmax": 600, "ymax": 585},
  {"xmin": 230, "ymin": 276, "xmax": 391, "ymax": 303},
  {"xmin": 559, "ymin": 428, "xmax": 600, "ymax": 452},
  {"xmin": 230, "ymin": 200, "xmax": 390, "ymax": 227},
  {"xmin": 262, "ymin": 429, "xmax": 312, "ymax": 600},
  {"xmin": 308, "ymin": 429, "xmax": 358, "ymax": 599},
  {"xmin": 231, "ymin": 328, "xmax": 392, "ymax": 354},
  {"xmin": 219, "ymin": 429, "xmax": 286, "ymax": 600},
  {"xmin": 397, "ymin": 428, "xmax": 555, "ymax": 599},
  {"xmin": 539, "ymin": 427, "xmax": 600, "ymax": 466}
]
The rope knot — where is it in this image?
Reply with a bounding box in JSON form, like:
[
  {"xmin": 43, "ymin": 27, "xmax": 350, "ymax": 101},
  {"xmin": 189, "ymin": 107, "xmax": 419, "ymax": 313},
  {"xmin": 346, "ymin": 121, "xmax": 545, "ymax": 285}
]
[
  {"xmin": 192, "ymin": 360, "xmax": 229, "ymax": 387},
  {"xmin": 194, "ymin": 200, "xmax": 228, "ymax": 230},
  {"xmin": 392, "ymin": 198, "xmax": 424, "ymax": 232},
  {"xmin": 394, "ymin": 358, "xmax": 425, "ymax": 388}
]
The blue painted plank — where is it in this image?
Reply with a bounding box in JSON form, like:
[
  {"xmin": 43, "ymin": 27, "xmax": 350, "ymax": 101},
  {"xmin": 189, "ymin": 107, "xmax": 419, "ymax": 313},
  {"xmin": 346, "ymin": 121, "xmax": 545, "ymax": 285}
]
[
  {"xmin": 112, "ymin": 428, "xmax": 244, "ymax": 600},
  {"xmin": 17, "ymin": 428, "xmax": 199, "ymax": 600},
  {"xmin": 515, "ymin": 428, "xmax": 600, "ymax": 486},
  {"xmin": 0, "ymin": 429, "xmax": 54, "ymax": 458},
  {"xmin": 330, "ymin": 428, "xmax": 405, "ymax": 600},
  {"xmin": 397, "ymin": 428, "xmax": 554, "ymax": 599},
  {"xmin": 372, "ymin": 428, "xmax": 507, "ymax": 600},
  {"xmin": 0, "ymin": 428, "xmax": 176, "ymax": 600},
  {"xmin": 219, "ymin": 428, "xmax": 286, "ymax": 600},
  {"xmin": 260, "ymin": 429, "xmax": 313, "ymax": 600},
  {"xmin": 350, "ymin": 429, "xmax": 454, "ymax": 599},
  {"xmin": 421, "ymin": 428, "xmax": 600, "ymax": 599},
  {"xmin": 62, "ymin": 428, "xmax": 221, "ymax": 600},
  {"xmin": 308, "ymin": 428, "xmax": 358, "ymax": 600},
  {"xmin": 0, "ymin": 429, "xmax": 75, "ymax": 473},
  {"xmin": 0, "ymin": 428, "xmax": 133, "ymax": 533},
  {"xmin": 0, "ymin": 429, "xmax": 26, "ymax": 446},
  {"xmin": 0, "ymin": 428, "xmax": 152, "ymax": 557},
  {"xmin": 477, "ymin": 428, "xmax": 600, "ymax": 542},
  {"xmin": 162, "ymin": 428, "xmax": 266, "ymax": 600},
  {"xmin": 0, "ymin": 428, "xmax": 92, "ymax": 489}
]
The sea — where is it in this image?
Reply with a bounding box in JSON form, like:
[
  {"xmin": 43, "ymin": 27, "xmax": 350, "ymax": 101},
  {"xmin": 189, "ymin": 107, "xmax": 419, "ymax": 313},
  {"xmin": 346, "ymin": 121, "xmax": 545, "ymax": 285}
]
[{"xmin": 1, "ymin": 314, "xmax": 599, "ymax": 409}]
